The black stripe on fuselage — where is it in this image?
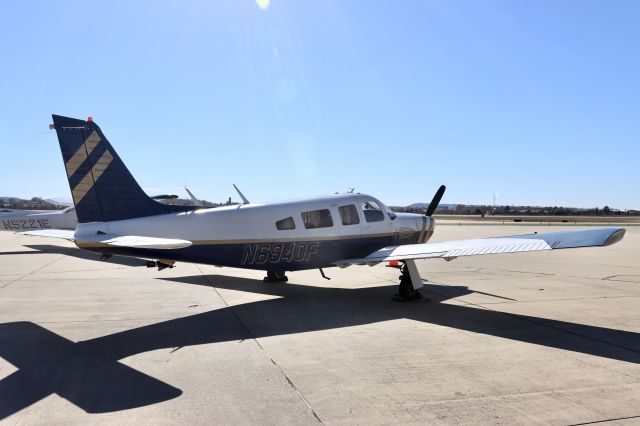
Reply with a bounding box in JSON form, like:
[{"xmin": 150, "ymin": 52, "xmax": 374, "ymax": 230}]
[{"xmin": 77, "ymin": 233, "xmax": 419, "ymax": 271}]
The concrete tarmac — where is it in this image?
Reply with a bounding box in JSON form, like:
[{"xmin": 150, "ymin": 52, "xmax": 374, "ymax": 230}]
[{"xmin": 0, "ymin": 223, "xmax": 638, "ymax": 425}]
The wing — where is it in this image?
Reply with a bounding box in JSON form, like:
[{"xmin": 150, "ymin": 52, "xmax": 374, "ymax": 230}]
[
  {"xmin": 334, "ymin": 227, "xmax": 625, "ymax": 266},
  {"xmin": 21, "ymin": 230, "xmax": 192, "ymax": 250}
]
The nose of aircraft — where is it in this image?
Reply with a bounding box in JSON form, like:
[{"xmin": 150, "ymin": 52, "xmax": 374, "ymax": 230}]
[
  {"xmin": 394, "ymin": 212, "xmax": 435, "ymax": 244},
  {"xmin": 395, "ymin": 212, "xmax": 423, "ymax": 232}
]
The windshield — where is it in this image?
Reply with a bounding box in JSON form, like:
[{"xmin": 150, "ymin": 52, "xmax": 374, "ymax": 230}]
[
  {"xmin": 363, "ymin": 198, "xmax": 396, "ymax": 221},
  {"xmin": 381, "ymin": 202, "xmax": 396, "ymax": 220}
]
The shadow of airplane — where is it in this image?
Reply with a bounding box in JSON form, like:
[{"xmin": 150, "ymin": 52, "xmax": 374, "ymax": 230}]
[
  {"xmin": 0, "ymin": 244, "xmax": 145, "ymax": 267},
  {"xmin": 0, "ymin": 275, "xmax": 638, "ymax": 419}
]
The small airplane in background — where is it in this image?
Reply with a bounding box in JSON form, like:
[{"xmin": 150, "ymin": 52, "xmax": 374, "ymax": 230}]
[
  {"xmin": 23, "ymin": 115, "xmax": 626, "ymax": 300},
  {"xmin": 1, "ymin": 206, "xmax": 78, "ymax": 231},
  {"xmin": 1, "ymin": 191, "xmax": 201, "ymax": 232}
]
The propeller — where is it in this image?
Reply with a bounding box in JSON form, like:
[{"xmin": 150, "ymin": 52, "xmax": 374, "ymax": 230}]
[{"xmin": 425, "ymin": 185, "xmax": 446, "ymax": 217}]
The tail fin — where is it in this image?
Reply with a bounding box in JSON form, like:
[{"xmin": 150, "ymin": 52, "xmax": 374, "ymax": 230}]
[{"xmin": 52, "ymin": 115, "xmax": 195, "ymax": 223}]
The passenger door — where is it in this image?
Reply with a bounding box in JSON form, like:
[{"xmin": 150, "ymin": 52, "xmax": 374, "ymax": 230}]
[{"xmin": 360, "ymin": 199, "xmax": 393, "ymax": 246}]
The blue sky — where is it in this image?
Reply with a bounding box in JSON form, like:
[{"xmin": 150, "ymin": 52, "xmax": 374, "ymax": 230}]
[{"xmin": 1, "ymin": 0, "xmax": 638, "ymax": 209}]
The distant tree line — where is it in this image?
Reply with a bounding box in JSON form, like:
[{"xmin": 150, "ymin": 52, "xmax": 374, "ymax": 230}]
[
  {"xmin": 0, "ymin": 197, "xmax": 64, "ymax": 210},
  {"xmin": 392, "ymin": 204, "xmax": 640, "ymax": 216},
  {"xmin": 168, "ymin": 197, "xmax": 238, "ymax": 208},
  {"xmin": 1, "ymin": 196, "xmax": 239, "ymax": 210}
]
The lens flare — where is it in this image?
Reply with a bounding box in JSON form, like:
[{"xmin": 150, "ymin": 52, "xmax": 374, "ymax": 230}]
[{"xmin": 255, "ymin": 0, "xmax": 270, "ymax": 10}]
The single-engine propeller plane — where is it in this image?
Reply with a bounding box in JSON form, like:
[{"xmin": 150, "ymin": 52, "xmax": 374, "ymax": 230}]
[{"xmin": 24, "ymin": 115, "xmax": 626, "ymax": 300}]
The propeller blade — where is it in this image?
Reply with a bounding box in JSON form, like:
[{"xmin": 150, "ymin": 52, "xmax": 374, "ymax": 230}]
[{"xmin": 425, "ymin": 185, "xmax": 446, "ymax": 216}]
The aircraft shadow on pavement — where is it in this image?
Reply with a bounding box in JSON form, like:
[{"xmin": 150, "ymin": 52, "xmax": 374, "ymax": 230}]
[
  {"xmin": 0, "ymin": 244, "xmax": 145, "ymax": 267},
  {"xmin": 0, "ymin": 274, "xmax": 639, "ymax": 419}
]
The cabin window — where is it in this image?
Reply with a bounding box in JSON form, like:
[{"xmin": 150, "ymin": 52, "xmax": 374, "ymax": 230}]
[
  {"xmin": 362, "ymin": 201, "xmax": 385, "ymax": 222},
  {"xmin": 276, "ymin": 217, "xmax": 296, "ymax": 230},
  {"xmin": 338, "ymin": 204, "xmax": 360, "ymax": 225},
  {"xmin": 301, "ymin": 209, "xmax": 333, "ymax": 229}
]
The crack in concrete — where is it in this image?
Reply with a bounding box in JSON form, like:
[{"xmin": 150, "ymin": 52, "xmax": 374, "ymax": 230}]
[
  {"xmin": 475, "ymin": 295, "xmax": 640, "ymax": 305},
  {"xmin": 602, "ymin": 275, "xmax": 640, "ymax": 284},
  {"xmin": 399, "ymin": 383, "xmax": 640, "ymax": 409},
  {"xmin": 0, "ymin": 250, "xmax": 70, "ymax": 289},
  {"xmin": 496, "ymin": 268, "xmax": 555, "ymax": 276},
  {"xmin": 195, "ymin": 265, "xmax": 323, "ymax": 424},
  {"xmin": 426, "ymin": 288, "xmax": 640, "ymax": 356},
  {"xmin": 567, "ymin": 414, "xmax": 640, "ymax": 425}
]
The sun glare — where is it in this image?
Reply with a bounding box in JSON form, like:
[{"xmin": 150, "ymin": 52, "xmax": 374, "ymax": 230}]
[{"xmin": 255, "ymin": 0, "xmax": 270, "ymax": 10}]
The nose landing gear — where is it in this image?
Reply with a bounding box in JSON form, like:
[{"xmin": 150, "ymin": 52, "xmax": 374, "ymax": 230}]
[
  {"xmin": 393, "ymin": 260, "xmax": 428, "ymax": 301},
  {"xmin": 396, "ymin": 266, "xmax": 422, "ymax": 300}
]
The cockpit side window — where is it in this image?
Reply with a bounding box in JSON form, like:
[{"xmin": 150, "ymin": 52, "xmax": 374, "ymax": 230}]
[
  {"xmin": 301, "ymin": 209, "xmax": 333, "ymax": 229},
  {"xmin": 362, "ymin": 201, "xmax": 385, "ymax": 222},
  {"xmin": 338, "ymin": 204, "xmax": 360, "ymax": 225},
  {"xmin": 276, "ymin": 216, "xmax": 296, "ymax": 230}
]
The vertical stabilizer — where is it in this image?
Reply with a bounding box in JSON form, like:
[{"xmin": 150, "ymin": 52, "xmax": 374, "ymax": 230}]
[{"xmin": 52, "ymin": 115, "xmax": 195, "ymax": 223}]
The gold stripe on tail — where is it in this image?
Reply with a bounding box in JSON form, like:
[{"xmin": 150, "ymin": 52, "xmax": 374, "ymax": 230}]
[
  {"xmin": 71, "ymin": 150, "xmax": 114, "ymax": 204},
  {"xmin": 64, "ymin": 131, "xmax": 101, "ymax": 178}
]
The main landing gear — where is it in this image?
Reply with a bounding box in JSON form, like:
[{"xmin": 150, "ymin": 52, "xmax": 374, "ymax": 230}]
[
  {"xmin": 263, "ymin": 270, "xmax": 288, "ymax": 283},
  {"xmin": 146, "ymin": 260, "xmax": 175, "ymax": 271},
  {"xmin": 393, "ymin": 259, "xmax": 428, "ymax": 301}
]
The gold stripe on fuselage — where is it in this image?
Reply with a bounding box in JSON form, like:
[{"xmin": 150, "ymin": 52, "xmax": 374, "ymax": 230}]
[
  {"xmin": 417, "ymin": 217, "xmax": 427, "ymax": 243},
  {"xmin": 189, "ymin": 231, "xmax": 412, "ymax": 245},
  {"xmin": 75, "ymin": 231, "xmax": 419, "ymax": 249}
]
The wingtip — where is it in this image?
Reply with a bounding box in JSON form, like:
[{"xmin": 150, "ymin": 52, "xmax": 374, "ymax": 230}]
[{"xmin": 603, "ymin": 228, "xmax": 626, "ymax": 246}]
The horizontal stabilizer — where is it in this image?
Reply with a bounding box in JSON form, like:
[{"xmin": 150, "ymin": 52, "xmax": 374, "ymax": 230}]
[
  {"xmin": 334, "ymin": 227, "xmax": 626, "ymax": 266},
  {"xmin": 22, "ymin": 229, "xmax": 191, "ymax": 249},
  {"xmin": 22, "ymin": 229, "xmax": 75, "ymax": 241},
  {"xmin": 77, "ymin": 234, "xmax": 192, "ymax": 250}
]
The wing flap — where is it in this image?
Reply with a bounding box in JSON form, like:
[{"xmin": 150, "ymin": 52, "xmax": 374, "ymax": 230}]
[{"xmin": 334, "ymin": 227, "xmax": 625, "ymax": 266}]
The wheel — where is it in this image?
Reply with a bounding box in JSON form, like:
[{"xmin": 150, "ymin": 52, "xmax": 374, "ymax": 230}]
[
  {"xmin": 396, "ymin": 266, "xmax": 422, "ymax": 300},
  {"xmin": 273, "ymin": 271, "xmax": 287, "ymax": 281},
  {"xmin": 264, "ymin": 271, "xmax": 288, "ymax": 282},
  {"xmin": 398, "ymin": 273, "xmax": 414, "ymax": 299}
]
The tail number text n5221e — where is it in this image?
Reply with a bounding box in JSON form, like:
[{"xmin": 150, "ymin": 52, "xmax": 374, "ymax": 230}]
[{"xmin": 2, "ymin": 219, "xmax": 50, "ymax": 230}]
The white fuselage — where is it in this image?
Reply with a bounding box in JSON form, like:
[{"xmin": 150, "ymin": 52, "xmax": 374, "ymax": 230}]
[{"xmin": 74, "ymin": 193, "xmax": 434, "ymax": 271}]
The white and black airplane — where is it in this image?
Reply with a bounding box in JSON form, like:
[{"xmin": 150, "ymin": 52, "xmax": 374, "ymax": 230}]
[
  {"xmin": 1, "ymin": 206, "xmax": 78, "ymax": 231},
  {"xmin": 0, "ymin": 192, "xmax": 200, "ymax": 232},
  {"xmin": 24, "ymin": 115, "xmax": 626, "ymax": 299}
]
